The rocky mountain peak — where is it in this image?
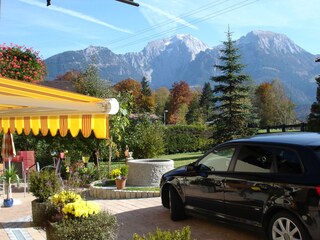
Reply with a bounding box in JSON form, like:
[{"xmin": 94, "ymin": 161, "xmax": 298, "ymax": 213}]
[
  {"xmin": 238, "ymin": 30, "xmax": 304, "ymax": 54},
  {"xmin": 142, "ymin": 34, "xmax": 209, "ymax": 60}
]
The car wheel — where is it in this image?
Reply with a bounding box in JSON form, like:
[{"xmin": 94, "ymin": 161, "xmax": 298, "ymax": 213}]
[
  {"xmin": 268, "ymin": 212, "xmax": 309, "ymax": 240},
  {"xmin": 161, "ymin": 185, "xmax": 170, "ymax": 209},
  {"xmin": 169, "ymin": 185, "xmax": 185, "ymax": 221}
]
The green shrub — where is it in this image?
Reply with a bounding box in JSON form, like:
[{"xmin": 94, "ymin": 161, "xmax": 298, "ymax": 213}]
[
  {"xmin": 65, "ymin": 162, "xmax": 99, "ymax": 188},
  {"xmin": 132, "ymin": 226, "xmax": 192, "ymax": 240},
  {"xmin": 49, "ymin": 211, "xmax": 118, "ymax": 240},
  {"xmin": 124, "ymin": 115, "xmax": 165, "ymax": 158},
  {"xmin": 29, "ymin": 169, "xmax": 62, "ymax": 202},
  {"xmin": 164, "ymin": 125, "xmax": 214, "ymax": 154}
]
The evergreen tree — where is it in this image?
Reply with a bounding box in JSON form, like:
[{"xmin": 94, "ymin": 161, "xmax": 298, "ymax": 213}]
[
  {"xmin": 199, "ymin": 82, "xmax": 214, "ymax": 122},
  {"xmin": 141, "ymin": 76, "xmax": 152, "ymax": 96},
  {"xmin": 211, "ymin": 29, "xmax": 255, "ymax": 143},
  {"xmin": 186, "ymin": 90, "xmax": 205, "ymax": 124},
  {"xmin": 308, "ymin": 71, "xmax": 320, "ymax": 131},
  {"xmin": 140, "ymin": 76, "xmax": 155, "ymax": 113}
]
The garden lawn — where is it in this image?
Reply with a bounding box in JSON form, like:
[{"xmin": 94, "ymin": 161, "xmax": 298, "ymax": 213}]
[
  {"xmin": 99, "ymin": 152, "xmax": 203, "ymax": 172},
  {"xmin": 157, "ymin": 152, "xmax": 203, "ymax": 168}
]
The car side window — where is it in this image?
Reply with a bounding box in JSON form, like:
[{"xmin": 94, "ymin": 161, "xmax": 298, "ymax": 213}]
[
  {"xmin": 198, "ymin": 147, "xmax": 235, "ymax": 172},
  {"xmin": 234, "ymin": 145, "xmax": 273, "ymax": 173},
  {"xmin": 275, "ymin": 148, "xmax": 302, "ymax": 174}
]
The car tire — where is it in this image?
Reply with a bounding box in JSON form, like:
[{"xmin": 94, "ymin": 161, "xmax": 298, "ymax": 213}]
[
  {"xmin": 169, "ymin": 185, "xmax": 185, "ymax": 221},
  {"xmin": 161, "ymin": 185, "xmax": 170, "ymax": 209},
  {"xmin": 268, "ymin": 212, "xmax": 309, "ymax": 240}
]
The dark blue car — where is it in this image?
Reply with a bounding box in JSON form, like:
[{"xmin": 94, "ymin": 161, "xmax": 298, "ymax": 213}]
[{"xmin": 160, "ymin": 132, "xmax": 320, "ymax": 240}]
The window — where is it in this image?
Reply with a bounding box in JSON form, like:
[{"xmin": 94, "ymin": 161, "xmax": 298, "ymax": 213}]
[
  {"xmin": 275, "ymin": 148, "xmax": 302, "ymax": 174},
  {"xmin": 235, "ymin": 145, "xmax": 273, "ymax": 173},
  {"xmin": 198, "ymin": 147, "xmax": 235, "ymax": 171}
]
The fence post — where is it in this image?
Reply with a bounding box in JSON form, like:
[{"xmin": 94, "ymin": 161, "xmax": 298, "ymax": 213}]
[
  {"xmin": 282, "ymin": 124, "xmax": 286, "ymax": 132},
  {"xmin": 267, "ymin": 126, "xmax": 270, "ymax": 133}
]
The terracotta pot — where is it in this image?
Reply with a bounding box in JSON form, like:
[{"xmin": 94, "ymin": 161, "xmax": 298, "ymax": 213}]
[{"xmin": 115, "ymin": 178, "xmax": 126, "ymax": 189}]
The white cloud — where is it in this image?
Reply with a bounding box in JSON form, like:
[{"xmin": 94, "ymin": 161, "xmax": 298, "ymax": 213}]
[{"xmin": 19, "ymin": 0, "xmax": 133, "ymax": 34}]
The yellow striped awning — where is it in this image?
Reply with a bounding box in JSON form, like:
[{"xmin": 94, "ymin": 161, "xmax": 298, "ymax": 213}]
[{"xmin": 0, "ymin": 77, "xmax": 119, "ymax": 139}]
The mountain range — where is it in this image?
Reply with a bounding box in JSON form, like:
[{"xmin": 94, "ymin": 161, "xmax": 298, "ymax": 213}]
[{"xmin": 44, "ymin": 30, "xmax": 320, "ymax": 120}]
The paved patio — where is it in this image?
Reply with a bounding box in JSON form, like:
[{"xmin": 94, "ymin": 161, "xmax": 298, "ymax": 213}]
[{"xmin": 0, "ymin": 191, "xmax": 263, "ymax": 240}]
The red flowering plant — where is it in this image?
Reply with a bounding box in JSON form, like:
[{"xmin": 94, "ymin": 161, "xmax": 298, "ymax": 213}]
[{"xmin": 0, "ymin": 43, "xmax": 47, "ymax": 82}]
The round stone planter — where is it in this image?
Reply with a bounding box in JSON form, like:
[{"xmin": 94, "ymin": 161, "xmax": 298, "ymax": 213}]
[
  {"xmin": 89, "ymin": 181, "xmax": 160, "ymax": 199},
  {"xmin": 127, "ymin": 159, "xmax": 174, "ymax": 186}
]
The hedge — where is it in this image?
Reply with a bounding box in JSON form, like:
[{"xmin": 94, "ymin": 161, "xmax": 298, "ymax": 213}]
[{"xmin": 164, "ymin": 125, "xmax": 214, "ymax": 154}]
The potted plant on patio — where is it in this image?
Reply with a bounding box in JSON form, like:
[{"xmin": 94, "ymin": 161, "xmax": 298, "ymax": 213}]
[
  {"xmin": 112, "ymin": 165, "xmax": 128, "ymax": 190},
  {"xmin": 46, "ymin": 190, "xmax": 118, "ymax": 240},
  {"xmin": 2, "ymin": 165, "xmax": 20, "ymax": 207},
  {"xmin": 28, "ymin": 169, "xmax": 62, "ymax": 227}
]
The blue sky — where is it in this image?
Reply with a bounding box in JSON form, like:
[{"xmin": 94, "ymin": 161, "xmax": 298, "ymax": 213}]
[{"xmin": 1, "ymin": 0, "xmax": 320, "ymax": 59}]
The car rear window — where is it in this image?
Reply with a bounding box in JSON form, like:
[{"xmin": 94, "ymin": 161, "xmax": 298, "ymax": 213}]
[
  {"xmin": 275, "ymin": 148, "xmax": 302, "ymax": 174},
  {"xmin": 235, "ymin": 145, "xmax": 273, "ymax": 173}
]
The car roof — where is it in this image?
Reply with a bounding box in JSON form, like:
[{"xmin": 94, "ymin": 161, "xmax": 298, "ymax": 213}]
[{"xmin": 227, "ymin": 132, "xmax": 320, "ymax": 147}]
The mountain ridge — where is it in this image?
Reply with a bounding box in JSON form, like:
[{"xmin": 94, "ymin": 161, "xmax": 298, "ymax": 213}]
[{"xmin": 44, "ymin": 30, "xmax": 320, "ymax": 117}]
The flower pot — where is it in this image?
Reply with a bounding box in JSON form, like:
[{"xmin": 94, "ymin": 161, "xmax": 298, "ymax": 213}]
[
  {"xmin": 46, "ymin": 221, "xmax": 57, "ymax": 240},
  {"xmin": 3, "ymin": 198, "xmax": 13, "ymax": 207},
  {"xmin": 31, "ymin": 199, "xmax": 51, "ymax": 227},
  {"xmin": 115, "ymin": 178, "xmax": 126, "ymax": 189}
]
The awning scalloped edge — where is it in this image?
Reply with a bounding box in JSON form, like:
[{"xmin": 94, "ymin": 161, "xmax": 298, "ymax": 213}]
[{"xmin": 0, "ymin": 114, "xmax": 109, "ymax": 139}]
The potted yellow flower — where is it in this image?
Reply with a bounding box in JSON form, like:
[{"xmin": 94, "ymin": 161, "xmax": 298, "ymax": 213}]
[{"xmin": 112, "ymin": 165, "xmax": 128, "ymax": 189}]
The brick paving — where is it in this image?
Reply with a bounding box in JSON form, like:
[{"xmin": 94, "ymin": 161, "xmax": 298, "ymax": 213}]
[{"xmin": 0, "ymin": 191, "xmax": 263, "ymax": 240}]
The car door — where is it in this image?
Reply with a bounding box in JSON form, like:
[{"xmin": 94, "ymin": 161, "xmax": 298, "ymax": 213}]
[
  {"xmin": 183, "ymin": 145, "xmax": 236, "ymax": 216},
  {"xmin": 224, "ymin": 144, "xmax": 275, "ymax": 225}
]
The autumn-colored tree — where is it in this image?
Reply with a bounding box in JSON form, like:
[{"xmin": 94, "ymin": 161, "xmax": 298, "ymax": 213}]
[
  {"xmin": 254, "ymin": 82, "xmax": 274, "ymax": 126},
  {"xmin": 167, "ymin": 80, "xmax": 193, "ymax": 124},
  {"xmin": 56, "ymin": 70, "xmax": 82, "ymax": 82},
  {"xmin": 0, "ymin": 44, "xmax": 47, "ymax": 82},
  {"xmin": 255, "ymin": 80, "xmax": 295, "ymax": 126},
  {"xmin": 114, "ymin": 78, "xmax": 141, "ymax": 112}
]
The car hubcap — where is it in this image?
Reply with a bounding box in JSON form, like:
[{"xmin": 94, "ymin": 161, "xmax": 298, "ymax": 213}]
[{"xmin": 272, "ymin": 217, "xmax": 302, "ymax": 240}]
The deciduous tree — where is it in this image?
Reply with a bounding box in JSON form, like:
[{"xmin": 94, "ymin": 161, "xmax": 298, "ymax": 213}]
[
  {"xmin": 255, "ymin": 80, "xmax": 295, "ymax": 126},
  {"xmin": 114, "ymin": 78, "xmax": 141, "ymax": 112},
  {"xmin": 167, "ymin": 81, "xmax": 193, "ymax": 124},
  {"xmin": 155, "ymin": 87, "xmax": 170, "ymax": 118}
]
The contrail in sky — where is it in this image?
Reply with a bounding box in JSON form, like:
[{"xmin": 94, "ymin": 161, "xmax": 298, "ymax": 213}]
[
  {"xmin": 140, "ymin": 2, "xmax": 198, "ymax": 30},
  {"xmin": 19, "ymin": 0, "xmax": 133, "ymax": 34}
]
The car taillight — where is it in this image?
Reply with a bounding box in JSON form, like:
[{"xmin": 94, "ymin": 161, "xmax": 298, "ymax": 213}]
[{"xmin": 316, "ymin": 186, "xmax": 320, "ymax": 196}]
